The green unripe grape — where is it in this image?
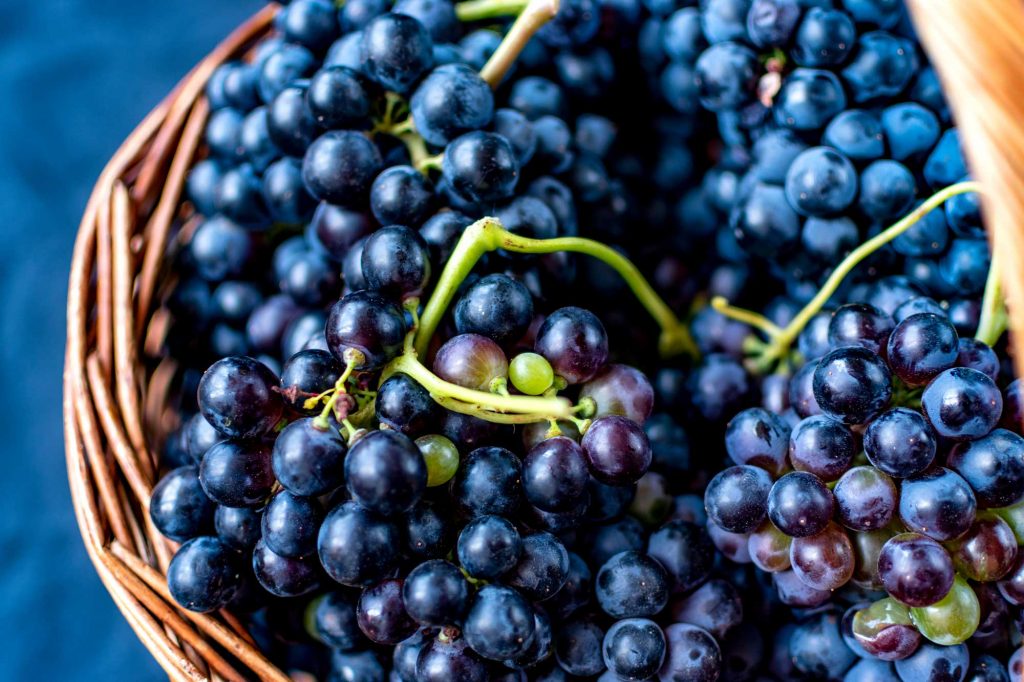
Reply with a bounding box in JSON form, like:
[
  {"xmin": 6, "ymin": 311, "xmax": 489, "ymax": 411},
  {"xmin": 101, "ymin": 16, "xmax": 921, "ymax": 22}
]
[
  {"xmin": 508, "ymin": 352, "xmax": 555, "ymax": 395},
  {"xmin": 416, "ymin": 434, "xmax": 460, "ymax": 487},
  {"xmin": 629, "ymin": 472, "xmax": 672, "ymax": 525},
  {"xmin": 910, "ymin": 576, "xmax": 980, "ymax": 646},
  {"xmin": 994, "ymin": 502, "xmax": 1024, "ymax": 544},
  {"xmin": 851, "ymin": 597, "xmax": 922, "ymax": 661}
]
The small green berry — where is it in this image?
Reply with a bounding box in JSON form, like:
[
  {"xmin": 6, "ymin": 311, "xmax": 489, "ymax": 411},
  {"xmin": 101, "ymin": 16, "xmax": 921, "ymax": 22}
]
[
  {"xmin": 509, "ymin": 352, "xmax": 555, "ymax": 395},
  {"xmin": 416, "ymin": 434, "xmax": 460, "ymax": 487}
]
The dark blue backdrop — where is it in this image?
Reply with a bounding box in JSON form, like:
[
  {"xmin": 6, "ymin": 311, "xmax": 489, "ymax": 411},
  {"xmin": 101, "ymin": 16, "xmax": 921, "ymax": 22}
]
[{"xmin": 0, "ymin": 2, "xmax": 262, "ymax": 678}]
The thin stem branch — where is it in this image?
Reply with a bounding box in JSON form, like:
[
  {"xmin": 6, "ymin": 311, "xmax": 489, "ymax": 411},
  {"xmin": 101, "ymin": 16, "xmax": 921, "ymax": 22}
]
[
  {"xmin": 479, "ymin": 0, "xmax": 560, "ymax": 88},
  {"xmin": 711, "ymin": 296, "xmax": 783, "ymax": 337},
  {"xmin": 456, "ymin": 0, "xmax": 531, "ymax": 21},
  {"xmin": 976, "ymin": 250, "xmax": 1008, "ymax": 346}
]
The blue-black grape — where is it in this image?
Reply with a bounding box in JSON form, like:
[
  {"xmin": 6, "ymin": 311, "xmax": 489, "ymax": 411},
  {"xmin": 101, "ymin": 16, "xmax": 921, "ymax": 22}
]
[{"xmin": 168, "ymin": 537, "xmax": 241, "ymax": 612}]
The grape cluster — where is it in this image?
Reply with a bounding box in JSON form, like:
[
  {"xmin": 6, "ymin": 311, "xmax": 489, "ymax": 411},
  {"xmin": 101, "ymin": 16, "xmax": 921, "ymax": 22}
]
[{"xmin": 144, "ymin": 0, "xmax": 1024, "ymax": 679}]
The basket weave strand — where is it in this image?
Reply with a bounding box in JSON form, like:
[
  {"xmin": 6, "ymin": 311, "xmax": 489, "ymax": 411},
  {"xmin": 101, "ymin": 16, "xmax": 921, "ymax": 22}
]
[{"xmin": 63, "ymin": 1, "xmax": 1024, "ymax": 680}]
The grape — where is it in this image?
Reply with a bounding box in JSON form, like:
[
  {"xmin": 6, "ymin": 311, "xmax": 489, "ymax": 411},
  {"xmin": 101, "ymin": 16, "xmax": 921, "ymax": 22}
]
[
  {"xmin": 921, "ymin": 367, "xmax": 1002, "ymax": 441},
  {"xmin": 464, "ymin": 585, "xmax": 536, "ymax": 661},
  {"xmin": 580, "ymin": 364, "xmax": 655, "ymax": 424},
  {"xmin": 909, "ymin": 576, "xmax": 980, "ymax": 646},
  {"xmin": 878, "ymin": 533, "xmax": 955, "ymax": 607},
  {"xmin": 523, "ymin": 436, "xmax": 589, "ymax": 512},
  {"xmin": 851, "ymin": 527, "xmax": 893, "ymax": 590},
  {"xmin": 646, "ymin": 521, "xmax": 715, "ymax": 594},
  {"xmin": 556, "ymin": 618, "xmax": 606, "ymax": 677},
  {"xmin": 947, "ymin": 429, "xmax": 1024, "ymax": 508},
  {"xmin": 361, "ymin": 225, "xmax": 433, "ymax": 299},
  {"xmin": 534, "ymin": 307, "xmax": 609, "ymax": 384},
  {"xmin": 403, "ymin": 500, "xmax": 453, "ymax": 560},
  {"xmin": 272, "ymin": 417, "xmax": 347, "ymax": 497},
  {"xmin": 198, "ymin": 356, "xmax": 283, "ymax": 439},
  {"xmin": 669, "ymin": 578, "xmax": 743, "ymax": 641},
  {"xmin": 442, "ymin": 131, "xmax": 521, "ymax": 203},
  {"xmin": 852, "ymin": 598, "xmax": 921, "ymax": 661},
  {"xmin": 659, "ymin": 623, "xmax": 722, "ymax": 682},
  {"xmin": 311, "ymin": 592, "xmax": 365, "ymax": 651},
  {"xmin": 415, "ymin": 630, "xmax": 488, "ymax": 682},
  {"xmin": 278, "ymin": 349, "xmax": 341, "ymax": 415},
  {"xmin": 595, "ymin": 550, "xmax": 669, "ymax": 618},
  {"xmin": 167, "ymin": 537, "xmax": 241, "ymax": 613},
  {"xmin": 748, "ymin": 521, "xmax": 792, "ymax": 572},
  {"xmin": 997, "ymin": 553, "xmax": 1024, "ymax": 606},
  {"xmin": 150, "ymin": 467, "xmax": 214, "ymax": 543},
  {"xmin": 789, "ymin": 612, "xmax": 858, "ymax": 680},
  {"xmin": 360, "ymin": 13, "xmax": 433, "ymax": 92},
  {"xmin": 864, "ymin": 408, "xmax": 937, "ymax": 478},
  {"xmin": 965, "ymin": 654, "xmax": 1011, "ymax": 682},
  {"xmin": 376, "ymin": 373, "xmax": 440, "ymax": 438},
  {"xmin": 899, "ymin": 467, "xmax": 976, "ymax": 542},
  {"xmin": 602, "ymin": 618, "xmax": 666, "ymax": 681},
  {"xmin": 509, "ymin": 353, "xmax": 555, "ymax": 395},
  {"xmin": 887, "ymin": 313, "xmax": 959, "ymax": 386},
  {"xmin": 451, "ymin": 446, "xmax": 522, "ymax": 517},
  {"xmin": 199, "ymin": 440, "xmax": 275, "ymax": 508},
  {"xmin": 773, "ymin": 568, "xmax": 832, "ymax": 608},
  {"xmin": 252, "ymin": 538, "xmax": 322, "ymax": 598},
  {"xmin": 302, "ymin": 130, "xmax": 383, "ymax": 205},
  {"xmin": 345, "ymin": 429, "xmax": 427, "ymax": 517},
  {"xmin": 306, "ymin": 66, "xmax": 370, "ymax": 130},
  {"xmin": 790, "ymin": 522, "xmax": 855, "ymax": 591},
  {"xmin": 544, "ymin": 552, "xmax": 592, "ymax": 620},
  {"xmin": 767, "ymin": 471, "xmax": 835, "ymax": 538},
  {"xmin": 828, "ymin": 302, "xmax": 894, "ymax": 355},
  {"xmin": 318, "ymin": 501, "xmax": 400, "ymax": 587},
  {"xmin": 846, "ymin": 658, "xmax": 899, "ymax": 682},
  {"xmin": 415, "ymin": 434, "xmax": 460, "ymax": 487},
  {"xmin": 813, "ymin": 345, "xmax": 892, "ymax": 425},
  {"xmin": 833, "ymin": 465, "xmax": 897, "ymax": 531},
  {"xmin": 432, "ymin": 333, "xmax": 509, "ymax": 391},
  {"xmin": 704, "ymin": 464, "xmax": 772, "ymax": 534},
  {"xmin": 454, "ymin": 273, "xmax": 534, "ymax": 344},
  {"xmin": 326, "ymin": 290, "xmax": 407, "ymax": 370},
  {"xmin": 949, "ymin": 517, "xmax": 1018, "ymax": 583},
  {"xmin": 402, "ymin": 560, "xmax": 469, "ymax": 626},
  {"xmin": 789, "ymin": 361, "xmax": 824, "ymax": 418},
  {"xmin": 214, "ymin": 506, "xmax": 261, "ymax": 552},
  {"xmin": 356, "ymin": 579, "xmax": 416, "ymax": 645},
  {"xmin": 793, "ymin": 7, "xmax": 856, "ymax": 66},
  {"xmin": 280, "ymin": 0, "xmax": 339, "ymax": 51},
  {"xmin": 789, "ymin": 414, "xmax": 858, "ymax": 481},
  {"xmin": 707, "ymin": 522, "xmax": 752, "ymax": 564},
  {"xmin": 724, "ymin": 407, "xmax": 791, "ymax": 476},
  {"xmin": 505, "ymin": 531, "xmax": 570, "ymax": 601},
  {"xmin": 580, "ymin": 415, "xmax": 652, "ymax": 486},
  {"xmin": 261, "ymin": 491, "xmax": 323, "ymax": 558},
  {"xmin": 330, "ymin": 651, "xmax": 386, "ymax": 682},
  {"xmin": 956, "ymin": 337, "xmax": 1000, "ymax": 381}
]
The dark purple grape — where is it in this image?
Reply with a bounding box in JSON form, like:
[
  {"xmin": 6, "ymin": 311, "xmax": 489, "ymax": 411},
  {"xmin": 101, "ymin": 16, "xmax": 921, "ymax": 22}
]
[
  {"xmin": 313, "ymin": 592, "xmax": 365, "ymax": 651},
  {"xmin": 790, "ymin": 522, "xmax": 854, "ymax": 591},
  {"xmin": 456, "ymin": 514, "xmax": 521, "ymax": 580},
  {"xmin": 199, "ymin": 440, "xmax": 275, "ymax": 508},
  {"xmin": 450, "ymin": 446, "xmax": 522, "ymax": 517},
  {"xmin": 957, "ymin": 337, "xmax": 1000, "ymax": 381},
  {"xmin": 453, "ymin": 273, "xmax": 534, "ymax": 345},
  {"xmin": 523, "ymin": 436, "xmax": 589, "ymax": 512},
  {"xmin": 272, "ymin": 417, "xmax": 347, "ymax": 497},
  {"xmin": 878, "ymin": 533, "xmax": 955, "ymax": 607},
  {"xmin": 150, "ymin": 466, "xmax": 214, "ymax": 542},
  {"xmin": 580, "ymin": 415, "xmax": 652, "ymax": 486},
  {"xmin": 443, "ymin": 131, "xmax": 520, "ymax": 203},
  {"xmin": 505, "ymin": 531, "xmax": 570, "ymax": 601},
  {"xmin": 788, "ymin": 611, "xmax": 858, "ymax": 680},
  {"xmin": 827, "ymin": 302, "xmax": 894, "ymax": 354},
  {"xmin": 659, "ymin": 623, "xmax": 721, "ymax": 682},
  {"xmin": 789, "ymin": 415, "xmax": 858, "ymax": 481},
  {"xmin": 360, "ymin": 13, "xmax": 433, "ymax": 92},
  {"xmin": 812, "ymin": 346, "xmax": 892, "ymax": 425},
  {"xmin": 894, "ymin": 641, "xmax": 968, "ymax": 682},
  {"xmin": 326, "ymin": 290, "xmax": 407, "ymax": 370},
  {"xmin": 463, "ymin": 585, "xmax": 536, "ymax": 661},
  {"xmin": 415, "ymin": 629, "xmax": 488, "ymax": 682},
  {"xmin": 947, "ymin": 428, "xmax": 1024, "ymax": 508},
  {"xmin": 748, "ymin": 521, "xmax": 792, "ymax": 572},
  {"xmin": 404, "ymin": 500, "xmax": 454, "ymax": 560},
  {"xmin": 184, "ymin": 413, "xmax": 222, "ymax": 464},
  {"xmin": 887, "ymin": 313, "xmax": 959, "ymax": 386},
  {"xmin": 214, "ymin": 505, "xmax": 261, "ymax": 552},
  {"xmin": 167, "ymin": 537, "xmax": 241, "ymax": 612},
  {"xmin": 602, "ymin": 618, "xmax": 666, "ymax": 681},
  {"xmin": 773, "ymin": 568, "xmax": 832, "ymax": 607},
  {"xmin": 688, "ymin": 353, "xmax": 753, "ymax": 421},
  {"xmin": 198, "ymin": 356, "xmax": 283, "ymax": 439},
  {"xmin": 864, "ymin": 408, "xmax": 937, "ymax": 478},
  {"xmin": 646, "ymin": 520, "xmax": 715, "ymax": 594},
  {"xmin": 595, "ymin": 550, "xmax": 669, "ymax": 618},
  {"xmin": 1001, "ymin": 379, "xmax": 1024, "ymax": 433},
  {"xmin": 302, "ymin": 130, "xmax": 383, "ymax": 205},
  {"xmin": 834, "ymin": 465, "xmax": 897, "ymax": 531},
  {"xmin": 580, "ymin": 364, "xmax": 655, "ymax": 425},
  {"xmin": 668, "ymin": 579, "xmax": 742, "ymax": 640},
  {"xmin": 278, "ymin": 349, "xmax": 341, "ymax": 415},
  {"xmin": 432, "ymin": 333, "xmax": 509, "ymax": 391},
  {"xmin": 950, "ymin": 517, "xmax": 1018, "ymax": 582},
  {"xmin": 318, "ymin": 501, "xmax": 400, "ymax": 587},
  {"xmin": 357, "ymin": 578, "xmax": 416, "ymax": 644},
  {"xmin": 402, "ymin": 560, "xmax": 470, "ymax": 626},
  {"xmin": 252, "ymin": 538, "xmax": 322, "ymax": 598},
  {"xmin": 261, "ymin": 490, "xmax": 323, "ymax": 558},
  {"xmin": 899, "ymin": 467, "xmax": 976, "ymax": 542},
  {"xmin": 921, "ymin": 367, "xmax": 1002, "ymax": 441},
  {"xmin": 704, "ymin": 465, "xmax": 772, "ymax": 534},
  {"xmin": 789, "ymin": 361, "xmax": 823, "ymax": 418},
  {"xmin": 544, "ymin": 552, "xmax": 592, "ymax": 620},
  {"xmin": 534, "ymin": 307, "xmax": 609, "ymax": 384},
  {"xmin": 555, "ymin": 617, "xmax": 606, "ymax": 677},
  {"xmin": 360, "ymin": 225, "xmax": 432, "ymax": 299},
  {"xmin": 724, "ymin": 407, "xmax": 791, "ymax": 476},
  {"xmin": 768, "ymin": 471, "xmax": 834, "ymax": 537},
  {"xmin": 375, "ymin": 373, "xmax": 440, "ymax": 438},
  {"xmin": 345, "ymin": 429, "xmax": 427, "ymax": 517}
]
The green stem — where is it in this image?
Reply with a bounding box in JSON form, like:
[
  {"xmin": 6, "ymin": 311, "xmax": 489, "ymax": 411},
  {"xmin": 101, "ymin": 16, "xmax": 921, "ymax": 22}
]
[
  {"xmin": 744, "ymin": 181, "xmax": 982, "ymax": 373},
  {"xmin": 711, "ymin": 296, "xmax": 783, "ymax": 337},
  {"xmin": 413, "ymin": 217, "xmax": 697, "ymax": 359},
  {"xmin": 384, "ymin": 351, "xmax": 576, "ymax": 420},
  {"xmin": 479, "ymin": 0, "xmax": 560, "ymax": 88},
  {"xmin": 976, "ymin": 250, "xmax": 1008, "ymax": 346},
  {"xmin": 455, "ymin": 0, "xmax": 531, "ymax": 21}
]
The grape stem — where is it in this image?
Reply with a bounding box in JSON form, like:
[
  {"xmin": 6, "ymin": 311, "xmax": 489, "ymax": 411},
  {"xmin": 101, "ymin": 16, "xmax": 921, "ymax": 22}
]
[
  {"xmin": 312, "ymin": 348, "xmax": 364, "ymax": 430},
  {"xmin": 479, "ymin": 0, "xmax": 560, "ymax": 88},
  {"xmin": 456, "ymin": 0, "xmax": 531, "ymax": 21},
  {"xmin": 413, "ymin": 216, "xmax": 698, "ymax": 359},
  {"xmin": 976, "ymin": 250, "xmax": 1008, "ymax": 346},
  {"xmin": 713, "ymin": 181, "xmax": 984, "ymax": 374}
]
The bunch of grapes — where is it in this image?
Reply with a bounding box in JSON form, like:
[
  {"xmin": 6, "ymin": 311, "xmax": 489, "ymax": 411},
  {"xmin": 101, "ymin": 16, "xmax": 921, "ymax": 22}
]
[{"xmin": 141, "ymin": 0, "xmax": 1024, "ymax": 678}]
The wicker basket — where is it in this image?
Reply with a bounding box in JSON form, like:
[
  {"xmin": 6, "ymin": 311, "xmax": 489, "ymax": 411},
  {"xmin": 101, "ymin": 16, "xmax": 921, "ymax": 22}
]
[{"xmin": 63, "ymin": 1, "xmax": 1024, "ymax": 679}]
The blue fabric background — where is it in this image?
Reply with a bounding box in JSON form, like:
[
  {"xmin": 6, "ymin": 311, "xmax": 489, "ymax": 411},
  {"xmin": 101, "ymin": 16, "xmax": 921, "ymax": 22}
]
[{"xmin": 0, "ymin": 1, "xmax": 262, "ymax": 679}]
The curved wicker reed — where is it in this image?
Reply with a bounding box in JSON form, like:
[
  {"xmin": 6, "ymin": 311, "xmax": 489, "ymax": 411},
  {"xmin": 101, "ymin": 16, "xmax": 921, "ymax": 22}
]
[{"xmin": 63, "ymin": 1, "xmax": 1024, "ymax": 679}]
